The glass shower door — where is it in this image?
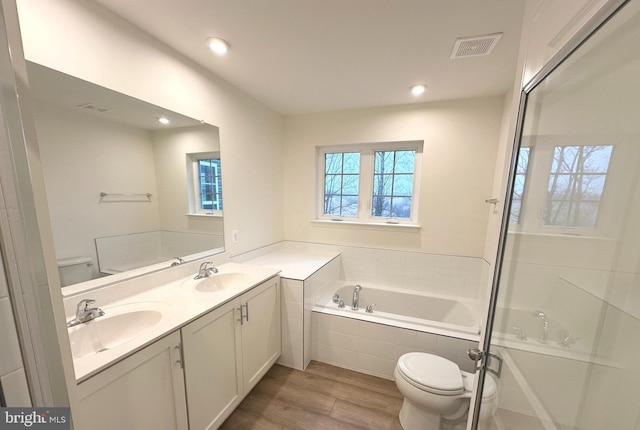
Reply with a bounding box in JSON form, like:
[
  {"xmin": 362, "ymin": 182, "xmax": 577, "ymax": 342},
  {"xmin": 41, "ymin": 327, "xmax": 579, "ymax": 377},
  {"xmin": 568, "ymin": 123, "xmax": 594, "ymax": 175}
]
[{"xmin": 472, "ymin": 1, "xmax": 640, "ymax": 429}]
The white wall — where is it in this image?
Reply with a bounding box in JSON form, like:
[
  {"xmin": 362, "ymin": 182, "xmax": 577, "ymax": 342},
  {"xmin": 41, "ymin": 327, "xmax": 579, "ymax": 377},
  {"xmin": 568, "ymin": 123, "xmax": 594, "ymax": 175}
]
[
  {"xmin": 282, "ymin": 97, "xmax": 504, "ymax": 258},
  {"xmin": 33, "ymin": 101, "xmax": 161, "ymax": 274},
  {"xmin": 152, "ymin": 125, "xmax": 224, "ymax": 235},
  {"xmin": 16, "ymin": 0, "xmax": 285, "ymax": 257}
]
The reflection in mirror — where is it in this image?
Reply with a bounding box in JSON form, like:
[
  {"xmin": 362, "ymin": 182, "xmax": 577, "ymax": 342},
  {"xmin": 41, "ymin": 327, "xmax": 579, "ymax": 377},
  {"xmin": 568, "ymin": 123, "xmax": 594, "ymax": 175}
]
[{"xmin": 26, "ymin": 62, "xmax": 224, "ymax": 290}]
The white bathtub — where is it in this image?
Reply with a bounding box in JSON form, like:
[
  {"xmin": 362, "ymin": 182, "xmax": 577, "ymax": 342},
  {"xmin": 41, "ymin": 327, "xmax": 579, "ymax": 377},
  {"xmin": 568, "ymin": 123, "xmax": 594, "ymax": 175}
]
[{"xmin": 314, "ymin": 282, "xmax": 481, "ymax": 341}]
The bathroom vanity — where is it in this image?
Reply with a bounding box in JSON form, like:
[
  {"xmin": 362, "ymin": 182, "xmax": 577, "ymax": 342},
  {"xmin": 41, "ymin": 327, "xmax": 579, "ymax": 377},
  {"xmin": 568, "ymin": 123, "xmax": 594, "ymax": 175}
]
[{"xmin": 65, "ymin": 262, "xmax": 280, "ymax": 430}]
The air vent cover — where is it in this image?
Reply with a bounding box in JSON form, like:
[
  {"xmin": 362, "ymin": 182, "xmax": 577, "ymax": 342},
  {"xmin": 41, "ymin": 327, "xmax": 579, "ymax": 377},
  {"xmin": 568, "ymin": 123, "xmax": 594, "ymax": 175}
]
[
  {"xmin": 76, "ymin": 103, "xmax": 110, "ymax": 113},
  {"xmin": 450, "ymin": 33, "xmax": 503, "ymax": 59}
]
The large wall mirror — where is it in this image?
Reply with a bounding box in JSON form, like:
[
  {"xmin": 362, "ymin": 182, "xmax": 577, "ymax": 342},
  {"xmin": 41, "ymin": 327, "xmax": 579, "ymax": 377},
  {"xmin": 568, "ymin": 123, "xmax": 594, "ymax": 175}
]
[{"xmin": 27, "ymin": 62, "xmax": 224, "ymax": 292}]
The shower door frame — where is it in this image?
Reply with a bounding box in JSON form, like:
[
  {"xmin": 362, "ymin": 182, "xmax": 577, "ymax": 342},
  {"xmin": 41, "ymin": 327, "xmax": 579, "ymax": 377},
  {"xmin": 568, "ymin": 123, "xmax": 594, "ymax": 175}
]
[{"xmin": 468, "ymin": 0, "xmax": 632, "ymax": 428}]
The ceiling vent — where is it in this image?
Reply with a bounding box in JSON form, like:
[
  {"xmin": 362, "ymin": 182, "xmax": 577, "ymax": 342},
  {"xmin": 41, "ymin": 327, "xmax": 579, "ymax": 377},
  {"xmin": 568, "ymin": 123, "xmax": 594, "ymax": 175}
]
[
  {"xmin": 450, "ymin": 33, "xmax": 503, "ymax": 59},
  {"xmin": 76, "ymin": 103, "xmax": 110, "ymax": 113}
]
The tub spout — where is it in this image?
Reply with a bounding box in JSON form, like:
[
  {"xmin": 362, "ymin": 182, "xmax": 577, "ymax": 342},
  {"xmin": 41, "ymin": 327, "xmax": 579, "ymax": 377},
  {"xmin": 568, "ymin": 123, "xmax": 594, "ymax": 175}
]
[
  {"xmin": 351, "ymin": 285, "xmax": 362, "ymax": 310},
  {"xmin": 532, "ymin": 310, "xmax": 549, "ymax": 343}
]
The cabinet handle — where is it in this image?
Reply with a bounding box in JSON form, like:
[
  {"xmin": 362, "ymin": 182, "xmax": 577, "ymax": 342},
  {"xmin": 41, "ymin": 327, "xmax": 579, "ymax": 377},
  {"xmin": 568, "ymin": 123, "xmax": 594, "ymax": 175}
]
[
  {"xmin": 237, "ymin": 307, "xmax": 243, "ymax": 325},
  {"xmin": 175, "ymin": 342, "xmax": 184, "ymax": 369},
  {"xmin": 243, "ymin": 303, "xmax": 249, "ymax": 322}
]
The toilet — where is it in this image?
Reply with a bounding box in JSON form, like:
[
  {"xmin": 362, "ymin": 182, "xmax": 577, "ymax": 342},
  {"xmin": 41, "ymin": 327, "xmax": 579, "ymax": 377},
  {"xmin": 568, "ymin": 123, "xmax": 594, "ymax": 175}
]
[
  {"xmin": 57, "ymin": 257, "xmax": 93, "ymax": 286},
  {"xmin": 394, "ymin": 352, "xmax": 497, "ymax": 430}
]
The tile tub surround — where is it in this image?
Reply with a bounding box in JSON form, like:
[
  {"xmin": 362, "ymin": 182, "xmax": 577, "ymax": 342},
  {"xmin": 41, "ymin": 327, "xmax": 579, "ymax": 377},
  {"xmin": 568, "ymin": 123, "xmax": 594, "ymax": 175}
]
[
  {"xmin": 311, "ymin": 311, "xmax": 478, "ymax": 380},
  {"xmin": 236, "ymin": 241, "xmax": 488, "ymax": 374},
  {"xmin": 236, "ymin": 243, "xmax": 341, "ymax": 371},
  {"xmin": 236, "ymin": 241, "xmax": 490, "ymax": 300}
]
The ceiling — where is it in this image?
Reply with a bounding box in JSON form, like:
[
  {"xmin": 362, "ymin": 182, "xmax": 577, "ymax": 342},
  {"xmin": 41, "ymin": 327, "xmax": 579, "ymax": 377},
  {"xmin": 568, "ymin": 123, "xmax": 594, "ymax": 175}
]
[{"xmin": 92, "ymin": 0, "xmax": 526, "ymax": 116}]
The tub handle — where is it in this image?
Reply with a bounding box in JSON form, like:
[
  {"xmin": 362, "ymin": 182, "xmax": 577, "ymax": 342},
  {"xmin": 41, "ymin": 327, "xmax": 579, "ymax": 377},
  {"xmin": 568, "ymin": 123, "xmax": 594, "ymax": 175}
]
[
  {"xmin": 365, "ymin": 304, "xmax": 376, "ymax": 313},
  {"xmin": 338, "ymin": 300, "xmax": 345, "ymax": 308},
  {"xmin": 333, "ymin": 293, "xmax": 340, "ymax": 304}
]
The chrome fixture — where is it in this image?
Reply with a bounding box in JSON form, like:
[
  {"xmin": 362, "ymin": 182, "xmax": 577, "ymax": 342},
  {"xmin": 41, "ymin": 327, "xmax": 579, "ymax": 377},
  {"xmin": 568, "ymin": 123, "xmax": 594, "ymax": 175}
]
[
  {"xmin": 194, "ymin": 261, "xmax": 218, "ymax": 279},
  {"xmin": 558, "ymin": 330, "xmax": 579, "ymax": 348},
  {"xmin": 338, "ymin": 300, "xmax": 345, "ymax": 309},
  {"xmin": 532, "ymin": 310, "xmax": 549, "ymax": 343},
  {"xmin": 333, "ymin": 293, "xmax": 340, "ymax": 304},
  {"xmin": 365, "ymin": 304, "xmax": 376, "ymax": 313},
  {"xmin": 170, "ymin": 257, "xmax": 185, "ymax": 267},
  {"xmin": 512, "ymin": 326, "xmax": 527, "ymax": 341},
  {"xmin": 67, "ymin": 299, "xmax": 105, "ymax": 327},
  {"xmin": 351, "ymin": 285, "xmax": 362, "ymax": 311}
]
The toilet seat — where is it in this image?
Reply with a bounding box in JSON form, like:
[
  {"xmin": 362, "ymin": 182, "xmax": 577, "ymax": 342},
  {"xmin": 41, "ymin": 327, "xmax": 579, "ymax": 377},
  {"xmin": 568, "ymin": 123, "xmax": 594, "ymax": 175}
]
[{"xmin": 397, "ymin": 353, "xmax": 464, "ymax": 396}]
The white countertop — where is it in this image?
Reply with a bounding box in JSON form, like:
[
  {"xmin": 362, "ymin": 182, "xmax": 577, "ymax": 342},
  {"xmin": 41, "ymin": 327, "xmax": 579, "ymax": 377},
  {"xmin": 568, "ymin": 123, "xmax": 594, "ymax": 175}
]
[
  {"xmin": 243, "ymin": 250, "xmax": 340, "ymax": 280},
  {"xmin": 68, "ymin": 262, "xmax": 280, "ymax": 383}
]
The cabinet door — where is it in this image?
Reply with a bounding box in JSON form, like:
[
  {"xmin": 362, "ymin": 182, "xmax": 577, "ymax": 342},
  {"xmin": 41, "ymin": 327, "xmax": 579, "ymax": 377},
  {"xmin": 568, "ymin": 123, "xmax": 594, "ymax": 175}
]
[
  {"xmin": 76, "ymin": 331, "xmax": 188, "ymax": 430},
  {"xmin": 241, "ymin": 277, "xmax": 281, "ymax": 392},
  {"xmin": 182, "ymin": 298, "xmax": 243, "ymax": 430}
]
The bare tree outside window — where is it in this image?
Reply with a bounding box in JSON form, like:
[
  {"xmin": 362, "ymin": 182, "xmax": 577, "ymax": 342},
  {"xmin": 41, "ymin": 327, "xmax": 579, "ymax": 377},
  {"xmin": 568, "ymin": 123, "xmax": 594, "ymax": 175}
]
[
  {"xmin": 544, "ymin": 145, "xmax": 613, "ymax": 228},
  {"xmin": 372, "ymin": 150, "xmax": 415, "ymax": 218},
  {"xmin": 324, "ymin": 152, "xmax": 360, "ymax": 216}
]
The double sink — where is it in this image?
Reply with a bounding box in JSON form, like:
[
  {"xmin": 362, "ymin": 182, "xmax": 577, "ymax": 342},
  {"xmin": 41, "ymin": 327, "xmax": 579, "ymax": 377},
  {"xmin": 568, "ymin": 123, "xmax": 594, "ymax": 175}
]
[{"xmin": 66, "ymin": 264, "xmax": 258, "ymax": 363}]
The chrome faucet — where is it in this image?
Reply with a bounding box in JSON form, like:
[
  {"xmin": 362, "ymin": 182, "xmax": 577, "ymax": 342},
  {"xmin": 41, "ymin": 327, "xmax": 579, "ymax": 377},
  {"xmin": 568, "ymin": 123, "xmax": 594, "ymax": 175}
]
[
  {"xmin": 170, "ymin": 257, "xmax": 185, "ymax": 267},
  {"xmin": 351, "ymin": 285, "xmax": 362, "ymax": 310},
  {"xmin": 67, "ymin": 299, "xmax": 105, "ymax": 327},
  {"xmin": 194, "ymin": 261, "xmax": 218, "ymax": 279},
  {"xmin": 532, "ymin": 310, "xmax": 549, "ymax": 343}
]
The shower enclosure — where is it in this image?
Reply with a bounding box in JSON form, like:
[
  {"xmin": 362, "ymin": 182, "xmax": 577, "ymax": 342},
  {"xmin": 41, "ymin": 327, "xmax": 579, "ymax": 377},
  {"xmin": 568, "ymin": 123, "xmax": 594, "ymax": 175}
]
[{"xmin": 472, "ymin": 0, "xmax": 640, "ymax": 428}]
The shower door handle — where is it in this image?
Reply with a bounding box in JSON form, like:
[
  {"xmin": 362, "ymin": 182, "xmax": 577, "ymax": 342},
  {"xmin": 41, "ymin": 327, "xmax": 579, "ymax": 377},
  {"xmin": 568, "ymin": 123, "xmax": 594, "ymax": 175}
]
[
  {"xmin": 467, "ymin": 348, "xmax": 484, "ymax": 362},
  {"xmin": 468, "ymin": 348, "xmax": 503, "ymax": 377}
]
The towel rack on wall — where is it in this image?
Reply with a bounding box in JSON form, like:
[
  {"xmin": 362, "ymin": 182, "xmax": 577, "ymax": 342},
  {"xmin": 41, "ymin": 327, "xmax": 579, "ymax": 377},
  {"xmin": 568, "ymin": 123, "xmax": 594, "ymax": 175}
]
[{"xmin": 99, "ymin": 192, "xmax": 153, "ymax": 202}]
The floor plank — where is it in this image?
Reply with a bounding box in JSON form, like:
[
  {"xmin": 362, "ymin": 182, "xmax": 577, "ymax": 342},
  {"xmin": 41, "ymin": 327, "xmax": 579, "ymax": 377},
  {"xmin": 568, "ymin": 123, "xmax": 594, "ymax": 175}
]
[{"xmin": 220, "ymin": 361, "xmax": 403, "ymax": 430}]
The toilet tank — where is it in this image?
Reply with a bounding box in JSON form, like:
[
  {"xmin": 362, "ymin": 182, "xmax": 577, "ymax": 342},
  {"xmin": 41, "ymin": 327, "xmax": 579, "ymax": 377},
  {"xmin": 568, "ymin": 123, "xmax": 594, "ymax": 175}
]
[{"xmin": 57, "ymin": 257, "xmax": 93, "ymax": 287}]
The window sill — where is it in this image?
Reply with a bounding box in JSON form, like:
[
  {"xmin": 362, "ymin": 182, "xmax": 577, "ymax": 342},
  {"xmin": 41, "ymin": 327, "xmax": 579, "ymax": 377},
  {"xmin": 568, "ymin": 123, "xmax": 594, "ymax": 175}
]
[
  {"xmin": 506, "ymin": 229, "xmax": 614, "ymax": 241},
  {"xmin": 311, "ymin": 219, "xmax": 421, "ymax": 231},
  {"xmin": 186, "ymin": 212, "xmax": 223, "ymax": 218}
]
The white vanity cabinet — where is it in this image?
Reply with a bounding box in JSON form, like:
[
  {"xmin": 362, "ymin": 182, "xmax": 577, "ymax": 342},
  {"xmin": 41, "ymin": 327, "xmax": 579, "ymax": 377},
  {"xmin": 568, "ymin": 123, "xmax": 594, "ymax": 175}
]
[
  {"xmin": 75, "ymin": 331, "xmax": 188, "ymax": 430},
  {"xmin": 181, "ymin": 276, "xmax": 281, "ymax": 430}
]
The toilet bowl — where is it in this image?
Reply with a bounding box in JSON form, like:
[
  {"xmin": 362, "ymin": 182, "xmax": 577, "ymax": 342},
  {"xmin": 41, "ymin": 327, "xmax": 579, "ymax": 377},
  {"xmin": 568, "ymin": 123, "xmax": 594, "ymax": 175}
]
[{"xmin": 394, "ymin": 352, "xmax": 497, "ymax": 430}]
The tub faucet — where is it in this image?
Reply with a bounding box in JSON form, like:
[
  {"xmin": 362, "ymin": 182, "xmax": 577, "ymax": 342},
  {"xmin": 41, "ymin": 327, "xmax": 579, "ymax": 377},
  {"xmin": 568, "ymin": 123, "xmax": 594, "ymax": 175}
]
[
  {"xmin": 532, "ymin": 310, "xmax": 549, "ymax": 343},
  {"xmin": 351, "ymin": 285, "xmax": 362, "ymax": 310},
  {"xmin": 194, "ymin": 261, "xmax": 218, "ymax": 279},
  {"xmin": 67, "ymin": 299, "xmax": 105, "ymax": 327}
]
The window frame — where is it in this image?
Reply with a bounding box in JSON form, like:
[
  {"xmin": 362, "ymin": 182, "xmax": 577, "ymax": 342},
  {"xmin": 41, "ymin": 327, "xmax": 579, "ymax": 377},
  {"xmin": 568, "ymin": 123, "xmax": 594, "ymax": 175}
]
[
  {"xmin": 186, "ymin": 151, "xmax": 223, "ymax": 217},
  {"xmin": 316, "ymin": 141, "xmax": 423, "ymax": 226}
]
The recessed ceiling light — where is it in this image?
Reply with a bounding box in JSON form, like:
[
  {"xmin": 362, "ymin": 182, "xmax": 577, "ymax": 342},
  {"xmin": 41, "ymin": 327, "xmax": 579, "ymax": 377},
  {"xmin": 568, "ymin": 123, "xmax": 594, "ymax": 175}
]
[
  {"xmin": 206, "ymin": 37, "xmax": 230, "ymax": 55},
  {"xmin": 410, "ymin": 84, "xmax": 427, "ymax": 96},
  {"xmin": 157, "ymin": 117, "xmax": 170, "ymax": 125}
]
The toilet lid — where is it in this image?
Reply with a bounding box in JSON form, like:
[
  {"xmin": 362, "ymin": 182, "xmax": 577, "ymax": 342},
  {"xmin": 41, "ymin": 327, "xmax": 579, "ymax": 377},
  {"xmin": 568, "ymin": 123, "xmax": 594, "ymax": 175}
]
[{"xmin": 397, "ymin": 352, "xmax": 464, "ymax": 395}]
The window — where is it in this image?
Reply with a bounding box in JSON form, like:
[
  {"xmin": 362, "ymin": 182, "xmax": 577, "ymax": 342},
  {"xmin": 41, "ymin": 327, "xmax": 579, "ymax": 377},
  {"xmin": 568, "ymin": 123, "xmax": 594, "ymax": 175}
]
[
  {"xmin": 509, "ymin": 142, "xmax": 614, "ymax": 233},
  {"xmin": 372, "ymin": 150, "xmax": 415, "ymax": 218},
  {"xmin": 510, "ymin": 147, "xmax": 530, "ymax": 224},
  {"xmin": 324, "ymin": 152, "xmax": 360, "ymax": 216},
  {"xmin": 543, "ymin": 145, "xmax": 612, "ymax": 228},
  {"xmin": 197, "ymin": 158, "xmax": 223, "ymax": 212},
  {"xmin": 187, "ymin": 152, "xmax": 222, "ymax": 215},
  {"xmin": 318, "ymin": 142, "xmax": 422, "ymax": 224}
]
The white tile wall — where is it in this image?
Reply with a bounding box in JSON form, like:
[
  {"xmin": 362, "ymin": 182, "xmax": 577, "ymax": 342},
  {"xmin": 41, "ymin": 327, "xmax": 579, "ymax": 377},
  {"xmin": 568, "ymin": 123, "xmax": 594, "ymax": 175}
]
[
  {"xmin": 250, "ymin": 242, "xmax": 487, "ymax": 380},
  {"xmin": 1, "ymin": 368, "xmax": 31, "ymax": 406},
  {"xmin": 0, "ymin": 270, "xmax": 31, "ymax": 406},
  {"xmin": 278, "ymin": 278, "xmax": 304, "ymax": 370},
  {"xmin": 311, "ymin": 311, "xmax": 479, "ymax": 380}
]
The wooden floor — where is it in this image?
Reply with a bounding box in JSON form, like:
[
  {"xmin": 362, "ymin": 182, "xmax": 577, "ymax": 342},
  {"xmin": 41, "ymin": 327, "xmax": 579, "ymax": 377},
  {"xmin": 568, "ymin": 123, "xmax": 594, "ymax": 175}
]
[{"xmin": 220, "ymin": 361, "xmax": 404, "ymax": 430}]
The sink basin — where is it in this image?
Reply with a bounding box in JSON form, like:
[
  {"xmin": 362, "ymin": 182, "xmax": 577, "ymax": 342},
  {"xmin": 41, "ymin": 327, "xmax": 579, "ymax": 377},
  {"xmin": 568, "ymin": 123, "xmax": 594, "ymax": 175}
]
[
  {"xmin": 68, "ymin": 302, "xmax": 169, "ymax": 359},
  {"xmin": 184, "ymin": 272, "xmax": 251, "ymax": 292}
]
